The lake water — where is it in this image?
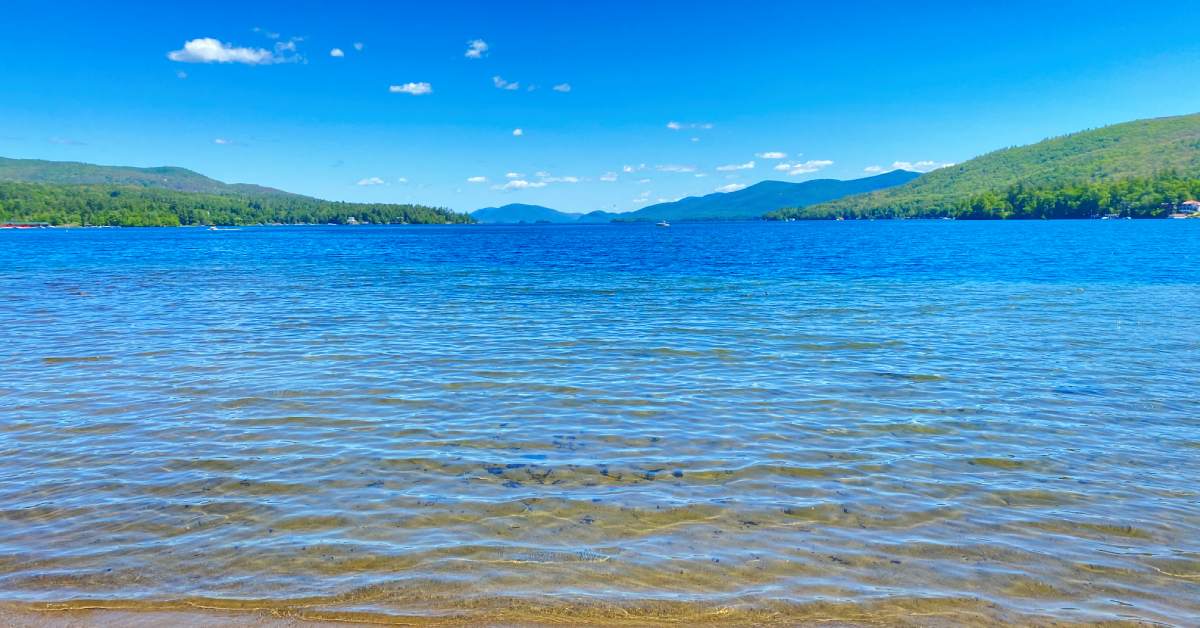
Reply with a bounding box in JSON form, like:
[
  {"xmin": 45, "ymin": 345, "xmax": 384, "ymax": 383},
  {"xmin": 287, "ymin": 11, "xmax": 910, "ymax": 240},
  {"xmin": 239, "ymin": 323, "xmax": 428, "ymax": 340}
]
[{"xmin": 1, "ymin": 221, "xmax": 1198, "ymax": 625}]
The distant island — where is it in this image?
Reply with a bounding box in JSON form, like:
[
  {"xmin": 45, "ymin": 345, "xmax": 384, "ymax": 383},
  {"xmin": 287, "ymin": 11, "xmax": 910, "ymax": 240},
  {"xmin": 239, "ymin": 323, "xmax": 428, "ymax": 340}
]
[
  {"xmin": 0, "ymin": 157, "xmax": 472, "ymax": 226},
  {"xmin": 768, "ymin": 112, "xmax": 1200, "ymax": 220}
]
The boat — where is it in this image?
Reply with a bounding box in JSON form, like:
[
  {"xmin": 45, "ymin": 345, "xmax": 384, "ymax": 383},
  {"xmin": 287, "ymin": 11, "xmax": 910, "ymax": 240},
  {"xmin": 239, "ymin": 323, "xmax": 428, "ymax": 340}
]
[{"xmin": 656, "ymin": 220, "xmax": 670, "ymax": 227}]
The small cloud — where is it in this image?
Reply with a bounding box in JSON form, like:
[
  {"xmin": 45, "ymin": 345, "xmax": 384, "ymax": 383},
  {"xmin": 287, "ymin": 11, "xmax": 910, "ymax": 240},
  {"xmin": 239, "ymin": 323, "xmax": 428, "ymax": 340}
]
[
  {"xmin": 690, "ymin": 137, "xmax": 700, "ymax": 143},
  {"xmin": 330, "ymin": 48, "xmax": 345, "ymax": 57},
  {"xmin": 716, "ymin": 160, "xmax": 755, "ymax": 171},
  {"xmin": 497, "ymin": 179, "xmax": 547, "ymax": 190},
  {"xmin": 775, "ymin": 160, "xmax": 833, "ymax": 176},
  {"xmin": 552, "ymin": 83, "xmax": 571, "ymax": 93},
  {"xmin": 48, "ymin": 137, "xmax": 86, "ymax": 146},
  {"xmin": 397, "ymin": 177, "xmax": 408, "ymax": 184},
  {"xmin": 535, "ymin": 171, "xmax": 550, "ymax": 178},
  {"xmin": 353, "ymin": 42, "xmax": 364, "ymax": 51},
  {"xmin": 863, "ymin": 165, "xmax": 884, "ymax": 173},
  {"xmin": 252, "ymin": 27, "xmax": 280, "ymax": 40},
  {"xmin": 656, "ymin": 164, "xmax": 696, "ymax": 173},
  {"xmin": 890, "ymin": 160, "xmax": 954, "ymax": 173},
  {"xmin": 493, "ymin": 75, "xmax": 520, "ymax": 90},
  {"xmin": 213, "ymin": 138, "xmax": 235, "ymax": 145},
  {"xmin": 694, "ymin": 173, "xmax": 708, "ymax": 178},
  {"xmin": 465, "ymin": 39, "xmax": 488, "ymax": 59},
  {"xmin": 168, "ymin": 37, "xmax": 296, "ymax": 65},
  {"xmin": 505, "ymin": 172, "xmax": 523, "ymax": 179},
  {"xmin": 512, "ymin": 128, "xmax": 523, "ymax": 136},
  {"xmin": 541, "ymin": 175, "xmax": 580, "ymax": 183},
  {"xmin": 715, "ymin": 183, "xmax": 747, "ymax": 193},
  {"xmin": 176, "ymin": 70, "xmax": 188, "ymax": 79},
  {"xmin": 600, "ymin": 172, "xmax": 618, "ymax": 182},
  {"xmin": 389, "ymin": 82, "xmax": 432, "ymax": 95},
  {"xmin": 466, "ymin": 176, "xmax": 488, "ymax": 184},
  {"xmin": 637, "ymin": 178, "xmax": 651, "ymax": 184},
  {"xmin": 666, "ymin": 121, "xmax": 713, "ymax": 131},
  {"xmin": 356, "ymin": 177, "xmax": 385, "ymax": 186},
  {"xmin": 756, "ymin": 151, "xmax": 787, "ymax": 159}
]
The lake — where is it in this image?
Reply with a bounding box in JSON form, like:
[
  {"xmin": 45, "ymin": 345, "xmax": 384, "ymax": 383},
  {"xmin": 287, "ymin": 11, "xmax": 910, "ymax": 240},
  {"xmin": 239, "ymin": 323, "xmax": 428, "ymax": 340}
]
[{"xmin": 1, "ymin": 221, "xmax": 1197, "ymax": 625}]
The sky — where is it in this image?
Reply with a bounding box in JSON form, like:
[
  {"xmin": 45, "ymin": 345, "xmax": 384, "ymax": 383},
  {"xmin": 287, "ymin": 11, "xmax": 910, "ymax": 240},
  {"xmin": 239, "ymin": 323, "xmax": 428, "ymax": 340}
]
[{"xmin": 1, "ymin": 1, "xmax": 1199, "ymax": 214}]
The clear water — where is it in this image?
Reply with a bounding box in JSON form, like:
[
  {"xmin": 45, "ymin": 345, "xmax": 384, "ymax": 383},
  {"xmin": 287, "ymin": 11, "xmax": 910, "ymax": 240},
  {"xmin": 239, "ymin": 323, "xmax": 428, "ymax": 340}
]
[{"xmin": 1, "ymin": 221, "xmax": 1198, "ymax": 625}]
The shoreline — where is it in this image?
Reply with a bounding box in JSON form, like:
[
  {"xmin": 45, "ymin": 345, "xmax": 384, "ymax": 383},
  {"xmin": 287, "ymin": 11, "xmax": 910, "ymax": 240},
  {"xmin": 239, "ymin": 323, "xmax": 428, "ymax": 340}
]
[{"xmin": 0, "ymin": 597, "xmax": 1135, "ymax": 627}]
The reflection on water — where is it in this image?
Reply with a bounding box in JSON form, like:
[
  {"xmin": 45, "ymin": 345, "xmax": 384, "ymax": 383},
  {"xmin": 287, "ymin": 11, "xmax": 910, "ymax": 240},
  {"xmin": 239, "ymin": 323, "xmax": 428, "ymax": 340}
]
[{"xmin": 1, "ymin": 221, "xmax": 1198, "ymax": 625}]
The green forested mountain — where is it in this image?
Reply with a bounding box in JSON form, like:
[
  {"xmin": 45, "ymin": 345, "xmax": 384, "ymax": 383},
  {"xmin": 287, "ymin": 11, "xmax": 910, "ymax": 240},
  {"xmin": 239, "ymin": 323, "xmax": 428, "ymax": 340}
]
[
  {"xmin": 0, "ymin": 157, "xmax": 472, "ymax": 226},
  {"xmin": 769, "ymin": 112, "xmax": 1200, "ymax": 219},
  {"xmin": 621, "ymin": 170, "xmax": 920, "ymax": 221},
  {"xmin": 471, "ymin": 203, "xmax": 581, "ymax": 224}
]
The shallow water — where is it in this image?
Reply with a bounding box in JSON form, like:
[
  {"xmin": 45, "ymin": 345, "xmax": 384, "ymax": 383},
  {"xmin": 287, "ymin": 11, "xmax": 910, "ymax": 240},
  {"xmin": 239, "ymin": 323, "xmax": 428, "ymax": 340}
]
[{"xmin": 1, "ymin": 221, "xmax": 1198, "ymax": 625}]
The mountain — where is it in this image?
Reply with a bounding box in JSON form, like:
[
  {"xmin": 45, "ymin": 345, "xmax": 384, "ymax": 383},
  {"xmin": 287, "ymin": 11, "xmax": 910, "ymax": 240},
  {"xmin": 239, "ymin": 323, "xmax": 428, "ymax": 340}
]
[
  {"xmin": 471, "ymin": 203, "xmax": 581, "ymax": 224},
  {"xmin": 770, "ymin": 112, "xmax": 1200, "ymax": 219},
  {"xmin": 619, "ymin": 170, "xmax": 921, "ymax": 221},
  {"xmin": 0, "ymin": 156, "xmax": 472, "ymax": 226},
  {"xmin": 0, "ymin": 156, "xmax": 291, "ymax": 196}
]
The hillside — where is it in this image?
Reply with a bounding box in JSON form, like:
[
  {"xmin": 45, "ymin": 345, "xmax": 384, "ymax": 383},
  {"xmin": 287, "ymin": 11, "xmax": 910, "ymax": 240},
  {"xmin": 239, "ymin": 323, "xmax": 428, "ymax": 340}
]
[
  {"xmin": 471, "ymin": 203, "xmax": 581, "ymax": 224},
  {"xmin": 0, "ymin": 157, "xmax": 472, "ymax": 226},
  {"xmin": 0, "ymin": 156, "xmax": 293, "ymax": 196},
  {"xmin": 621, "ymin": 170, "xmax": 920, "ymax": 221},
  {"xmin": 770, "ymin": 112, "xmax": 1200, "ymax": 219}
]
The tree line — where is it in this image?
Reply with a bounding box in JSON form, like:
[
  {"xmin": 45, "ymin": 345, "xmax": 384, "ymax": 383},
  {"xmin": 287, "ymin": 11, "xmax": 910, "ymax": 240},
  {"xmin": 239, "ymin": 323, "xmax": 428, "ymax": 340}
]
[
  {"xmin": 0, "ymin": 181, "xmax": 474, "ymax": 226},
  {"xmin": 767, "ymin": 172, "xmax": 1200, "ymax": 220}
]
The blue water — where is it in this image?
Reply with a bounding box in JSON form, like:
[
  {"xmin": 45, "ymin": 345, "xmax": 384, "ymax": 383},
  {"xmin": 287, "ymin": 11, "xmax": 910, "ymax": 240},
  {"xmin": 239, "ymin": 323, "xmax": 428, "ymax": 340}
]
[{"xmin": 1, "ymin": 221, "xmax": 1198, "ymax": 624}]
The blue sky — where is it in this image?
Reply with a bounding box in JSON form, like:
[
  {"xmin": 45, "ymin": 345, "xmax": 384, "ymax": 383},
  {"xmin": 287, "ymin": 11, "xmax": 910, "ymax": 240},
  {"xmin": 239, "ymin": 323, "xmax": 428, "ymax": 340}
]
[{"xmin": 2, "ymin": 1, "xmax": 1199, "ymax": 213}]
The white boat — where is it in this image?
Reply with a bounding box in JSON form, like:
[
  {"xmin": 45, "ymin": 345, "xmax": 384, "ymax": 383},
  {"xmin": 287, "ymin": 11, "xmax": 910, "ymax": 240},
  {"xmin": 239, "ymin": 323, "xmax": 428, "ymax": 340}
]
[{"xmin": 656, "ymin": 220, "xmax": 670, "ymax": 227}]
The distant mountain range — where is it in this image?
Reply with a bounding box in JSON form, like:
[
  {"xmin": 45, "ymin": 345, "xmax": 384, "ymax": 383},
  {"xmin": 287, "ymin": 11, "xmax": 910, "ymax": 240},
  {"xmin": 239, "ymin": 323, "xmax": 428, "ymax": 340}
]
[
  {"xmin": 770, "ymin": 112, "xmax": 1200, "ymax": 219},
  {"xmin": 471, "ymin": 170, "xmax": 919, "ymax": 223}
]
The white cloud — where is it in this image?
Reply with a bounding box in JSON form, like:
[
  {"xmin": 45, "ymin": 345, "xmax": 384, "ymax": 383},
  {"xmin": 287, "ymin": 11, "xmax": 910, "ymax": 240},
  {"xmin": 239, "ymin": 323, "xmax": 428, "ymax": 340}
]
[
  {"xmin": 890, "ymin": 160, "xmax": 954, "ymax": 173},
  {"xmin": 252, "ymin": 27, "xmax": 280, "ymax": 40},
  {"xmin": 505, "ymin": 172, "xmax": 523, "ymax": 179},
  {"xmin": 167, "ymin": 38, "xmax": 291, "ymax": 65},
  {"xmin": 666, "ymin": 121, "xmax": 713, "ymax": 131},
  {"xmin": 600, "ymin": 172, "xmax": 618, "ymax": 182},
  {"xmin": 716, "ymin": 160, "xmax": 755, "ymax": 171},
  {"xmin": 715, "ymin": 183, "xmax": 747, "ymax": 193},
  {"xmin": 498, "ymin": 179, "xmax": 547, "ymax": 190},
  {"xmin": 863, "ymin": 165, "xmax": 884, "ymax": 173},
  {"xmin": 330, "ymin": 48, "xmax": 345, "ymax": 58},
  {"xmin": 213, "ymin": 138, "xmax": 233, "ymax": 145},
  {"xmin": 552, "ymin": 83, "xmax": 571, "ymax": 92},
  {"xmin": 356, "ymin": 177, "xmax": 385, "ymax": 186},
  {"xmin": 465, "ymin": 39, "xmax": 488, "ymax": 59},
  {"xmin": 389, "ymin": 82, "xmax": 432, "ymax": 95},
  {"xmin": 774, "ymin": 160, "xmax": 834, "ymax": 176},
  {"xmin": 690, "ymin": 137, "xmax": 700, "ymax": 143},
  {"xmin": 756, "ymin": 151, "xmax": 787, "ymax": 159},
  {"xmin": 512, "ymin": 128, "xmax": 524, "ymax": 136},
  {"xmin": 176, "ymin": 70, "xmax": 188, "ymax": 79},
  {"xmin": 541, "ymin": 176, "xmax": 580, "ymax": 183},
  {"xmin": 353, "ymin": 42, "xmax": 364, "ymax": 51},
  {"xmin": 467, "ymin": 176, "xmax": 488, "ymax": 184},
  {"xmin": 694, "ymin": 173, "xmax": 708, "ymax": 178},
  {"xmin": 656, "ymin": 164, "xmax": 696, "ymax": 173},
  {"xmin": 397, "ymin": 177, "xmax": 408, "ymax": 184},
  {"xmin": 637, "ymin": 178, "xmax": 651, "ymax": 184},
  {"xmin": 493, "ymin": 75, "xmax": 520, "ymax": 90}
]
